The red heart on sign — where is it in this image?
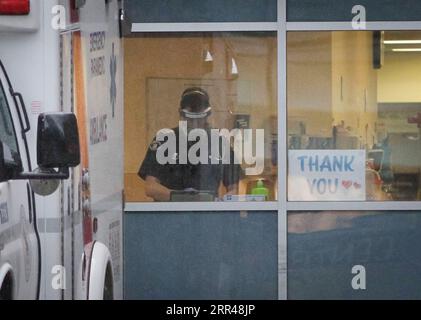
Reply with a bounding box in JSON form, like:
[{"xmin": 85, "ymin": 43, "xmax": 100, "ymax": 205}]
[
  {"xmin": 354, "ymin": 182, "xmax": 362, "ymax": 189},
  {"xmin": 342, "ymin": 180, "xmax": 352, "ymax": 189}
]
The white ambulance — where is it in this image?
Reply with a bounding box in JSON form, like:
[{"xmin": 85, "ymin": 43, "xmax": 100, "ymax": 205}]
[{"xmin": 0, "ymin": 0, "xmax": 124, "ymax": 299}]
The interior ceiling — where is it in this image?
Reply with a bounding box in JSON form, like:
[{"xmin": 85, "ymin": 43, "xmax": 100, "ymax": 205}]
[
  {"xmin": 383, "ymin": 31, "xmax": 421, "ymax": 53},
  {"xmin": 384, "ymin": 31, "xmax": 421, "ymax": 41}
]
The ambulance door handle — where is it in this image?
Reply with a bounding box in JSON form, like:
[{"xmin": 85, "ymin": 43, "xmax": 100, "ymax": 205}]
[{"xmin": 11, "ymin": 91, "xmax": 30, "ymax": 133}]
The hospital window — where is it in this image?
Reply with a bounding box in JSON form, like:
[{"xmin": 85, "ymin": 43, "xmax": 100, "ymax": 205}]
[
  {"xmin": 124, "ymin": 32, "xmax": 278, "ymax": 202},
  {"xmin": 287, "ymin": 31, "xmax": 421, "ymax": 202}
]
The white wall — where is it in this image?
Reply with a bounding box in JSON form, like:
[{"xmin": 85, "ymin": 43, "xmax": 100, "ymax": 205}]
[{"xmin": 378, "ymin": 51, "xmax": 421, "ymax": 103}]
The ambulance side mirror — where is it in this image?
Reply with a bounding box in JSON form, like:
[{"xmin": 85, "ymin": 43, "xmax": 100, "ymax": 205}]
[{"xmin": 37, "ymin": 113, "xmax": 81, "ymax": 169}]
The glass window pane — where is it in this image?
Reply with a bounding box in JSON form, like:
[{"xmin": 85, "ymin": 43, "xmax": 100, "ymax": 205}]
[
  {"xmin": 288, "ymin": 211, "xmax": 421, "ymax": 299},
  {"xmin": 125, "ymin": 0, "xmax": 277, "ymax": 23},
  {"xmin": 125, "ymin": 32, "xmax": 278, "ymax": 202},
  {"xmin": 287, "ymin": 31, "xmax": 421, "ymax": 201},
  {"xmin": 0, "ymin": 80, "xmax": 19, "ymax": 156},
  {"xmin": 287, "ymin": 0, "xmax": 421, "ymax": 22},
  {"xmin": 124, "ymin": 211, "xmax": 277, "ymax": 299}
]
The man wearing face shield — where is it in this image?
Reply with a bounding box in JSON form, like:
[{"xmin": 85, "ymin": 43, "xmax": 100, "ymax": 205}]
[{"xmin": 138, "ymin": 87, "xmax": 243, "ymax": 201}]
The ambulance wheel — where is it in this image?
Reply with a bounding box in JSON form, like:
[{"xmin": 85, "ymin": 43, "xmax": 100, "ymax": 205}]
[
  {"xmin": 103, "ymin": 262, "xmax": 114, "ymax": 300},
  {"xmin": 0, "ymin": 272, "xmax": 13, "ymax": 300}
]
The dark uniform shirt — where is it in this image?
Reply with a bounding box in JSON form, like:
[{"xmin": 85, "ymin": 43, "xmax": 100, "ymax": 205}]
[{"xmin": 138, "ymin": 127, "xmax": 243, "ymax": 197}]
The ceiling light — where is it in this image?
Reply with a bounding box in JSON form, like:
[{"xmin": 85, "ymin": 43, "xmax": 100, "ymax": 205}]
[
  {"xmin": 231, "ymin": 58, "xmax": 238, "ymax": 75},
  {"xmin": 204, "ymin": 50, "xmax": 213, "ymax": 62},
  {"xmin": 385, "ymin": 40, "xmax": 421, "ymax": 44},
  {"xmin": 392, "ymin": 48, "xmax": 421, "ymax": 52}
]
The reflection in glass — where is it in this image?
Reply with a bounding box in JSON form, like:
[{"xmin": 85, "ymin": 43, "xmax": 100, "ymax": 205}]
[
  {"xmin": 0, "ymin": 81, "xmax": 19, "ymax": 155},
  {"xmin": 287, "ymin": 31, "xmax": 421, "ymax": 201},
  {"xmin": 125, "ymin": 32, "xmax": 277, "ymax": 202},
  {"xmin": 125, "ymin": 211, "xmax": 277, "ymax": 299},
  {"xmin": 288, "ymin": 211, "xmax": 421, "ymax": 299}
]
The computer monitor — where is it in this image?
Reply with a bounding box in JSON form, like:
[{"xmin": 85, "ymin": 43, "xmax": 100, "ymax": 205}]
[{"xmin": 170, "ymin": 190, "xmax": 216, "ymax": 202}]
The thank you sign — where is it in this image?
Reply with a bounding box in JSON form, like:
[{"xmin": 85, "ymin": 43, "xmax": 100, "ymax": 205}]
[{"xmin": 289, "ymin": 150, "xmax": 366, "ymax": 201}]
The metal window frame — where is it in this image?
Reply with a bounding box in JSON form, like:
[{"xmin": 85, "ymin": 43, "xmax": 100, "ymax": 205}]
[
  {"xmin": 126, "ymin": 4, "xmax": 282, "ymax": 214},
  {"xmin": 284, "ymin": 9, "xmax": 421, "ymax": 299},
  {"xmin": 284, "ymin": 17, "xmax": 421, "ymax": 211},
  {"xmin": 277, "ymin": 0, "xmax": 287, "ymax": 301},
  {"xmin": 131, "ymin": 22, "xmax": 278, "ymax": 32},
  {"xmin": 127, "ymin": 0, "xmax": 287, "ymax": 300},
  {"xmin": 124, "ymin": 201, "xmax": 278, "ymax": 212},
  {"xmin": 287, "ymin": 21, "xmax": 421, "ymax": 31},
  {"xmin": 126, "ymin": 0, "xmax": 421, "ymax": 301}
]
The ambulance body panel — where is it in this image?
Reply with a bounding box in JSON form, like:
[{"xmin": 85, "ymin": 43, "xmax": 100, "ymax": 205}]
[{"xmin": 0, "ymin": 0, "xmax": 124, "ymax": 300}]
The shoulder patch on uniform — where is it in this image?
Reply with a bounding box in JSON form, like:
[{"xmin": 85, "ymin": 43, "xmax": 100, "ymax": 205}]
[
  {"xmin": 159, "ymin": 128, "xmax": 175, "ymax": 135},
  {"xmin": 149, "ymin": 140, "xmax": 162, "ymax": 151}
]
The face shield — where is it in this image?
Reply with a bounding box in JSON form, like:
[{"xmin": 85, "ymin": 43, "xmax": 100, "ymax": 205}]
[
  {"xmin": 179, "ymin": 88, "xmax": 212, "ymax": 129},
  {"xmin": 180, "ymin": 106, "xmax": 212, "ymax": 119}
]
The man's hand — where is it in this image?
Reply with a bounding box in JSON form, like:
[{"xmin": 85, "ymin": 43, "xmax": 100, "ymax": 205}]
[
  {"xmin": 145, "ymin": 176, "xmax": 172, "ymax": 201},
  {"xmin": 226, "ymin": 183, "xmax": 239, "ymax": 196}
]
